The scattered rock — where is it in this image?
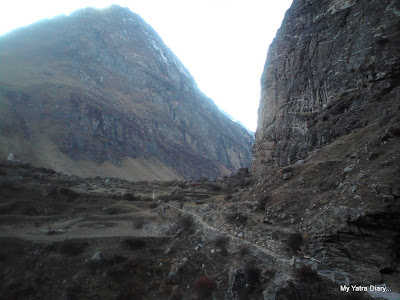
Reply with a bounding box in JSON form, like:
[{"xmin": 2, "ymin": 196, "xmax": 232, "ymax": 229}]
[
  {"xmin": 167, "ymin": 270, "xmax": 180, "ymax": 284},
  {"xmin": 349, "ymin": 152, "xmax": 359, "ymax": 159},
  {"xmin": 91, "ymin": 252, "xmax": 103, "ymax": 262},
  {"xmin": 343, "ymin": 164, "xmax": 355, "ymax": 174}
]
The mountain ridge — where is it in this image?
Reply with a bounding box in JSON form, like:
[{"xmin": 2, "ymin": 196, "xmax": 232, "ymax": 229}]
[{"xmin": 0, "ymin": 5, "xmax": 254, "ymax": 180}]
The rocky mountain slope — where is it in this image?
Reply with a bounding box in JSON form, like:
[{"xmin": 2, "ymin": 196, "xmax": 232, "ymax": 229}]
[
  {"xmin": 0, "ymin": 5, "xmax": 253, "ymax": 181},
  {"xmin": 249, "ymin": 0, "xmax": 400, "ymax": 298},
  {"xmin": 253, "ymin": 0, "xmax": 399, "ymax": 172}
]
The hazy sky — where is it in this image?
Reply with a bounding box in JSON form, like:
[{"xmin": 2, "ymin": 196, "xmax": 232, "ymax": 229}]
[{"xmin": 0, "ymin": 0, "xmax": 293, "ymax": 132}]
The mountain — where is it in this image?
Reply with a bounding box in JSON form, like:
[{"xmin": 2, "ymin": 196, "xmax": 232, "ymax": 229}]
[
  {"xmin": 0, "ymin": 5, "xmax": 254, "ymax": 181},
  {"xmin": 250, "ymin": 0, "xmax": 400, "ymax": 297},
  {"xmin": 253, "ymin": 0, "xmax": 399, "ymax": 173}
]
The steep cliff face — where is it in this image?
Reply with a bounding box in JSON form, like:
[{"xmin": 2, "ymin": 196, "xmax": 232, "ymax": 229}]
[
  {"xmin": 0, "ymin": 5, "xmax": 253, "ymax": 180},
  {"xmin": 249, "ymin": 0, "xmax": 400, "ymax": 297},
  {"xmin": 253, "ymin": 0, "xmax": 400, "ymax": 174}
]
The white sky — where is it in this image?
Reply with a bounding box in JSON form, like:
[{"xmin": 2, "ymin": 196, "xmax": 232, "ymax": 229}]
[{"xmin": 0, "ymin": 0, "xmax": 293, "ymax": 132}]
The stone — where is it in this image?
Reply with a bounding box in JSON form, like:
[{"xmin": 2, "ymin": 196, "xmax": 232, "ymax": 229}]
[
  {"xmin": 91, "ymin": 252, "xmax": 103, "ymax": 262},
  {"xmin": 164, "ymin": 247, "xmax": 171, "ymax": 255},
  {"xmin": 343, "ymin": 164, "xmax": 355, "ymax": 174},
  {"xmin": 295, "ymin": 159, "xmax": 306, "ymax": 164},
  {"xmin": 167, "ymin": 270, "xmax": 179, "ymax": 284},
  {"xmin": 7, "ymin": 153, "xmax": 15, "ymax": 161},
  {"xmin": 349, "ymin": 152, "xmax": 359, "ymax": 159}
]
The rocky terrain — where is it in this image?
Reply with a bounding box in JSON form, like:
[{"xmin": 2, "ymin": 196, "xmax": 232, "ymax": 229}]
[
  {"xmin": 1, "ymin": 0, "xmax": 399, "ymax": 299},
  {"xmin": 0, "ymin": 5, "xmax": 253, "ymax": 181},
  {"xmin": 0, "ymin": 160, "xmax": 379, "ymax": 300},
  {"xmin": 249, "ymin": 0, "xmax": 400, "ymax": 298},
  {"xmin": 253, "ymin": 0, "xmax": 400, "ymax": 171}
]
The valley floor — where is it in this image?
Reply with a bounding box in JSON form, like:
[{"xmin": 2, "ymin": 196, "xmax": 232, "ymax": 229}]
[{"xmin": 0, "ymin": 159, "xmax": 398, "ymax": 299}]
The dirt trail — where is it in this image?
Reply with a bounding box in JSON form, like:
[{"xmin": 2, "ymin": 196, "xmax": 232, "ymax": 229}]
[{"xmin": 166, "ymin": 201, "xmax": 290, "ymax": 265}]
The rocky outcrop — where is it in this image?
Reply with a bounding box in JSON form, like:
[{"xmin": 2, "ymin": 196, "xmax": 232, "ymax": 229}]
[
  {"xmin": 250, "ymin": 0, "xmax": 400, "ymax": 298},
  {"xmin": 0, "ymin": 5, "xmax": 253, "ymax": 180},
  {"xmin": 253, "ymin": 0, "xmax": 400, "ymax": 174}
]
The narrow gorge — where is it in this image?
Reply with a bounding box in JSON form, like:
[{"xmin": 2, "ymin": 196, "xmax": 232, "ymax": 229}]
[{"xmin": 0, "ymin": 0, "xmax": 399, "ymax": 299}]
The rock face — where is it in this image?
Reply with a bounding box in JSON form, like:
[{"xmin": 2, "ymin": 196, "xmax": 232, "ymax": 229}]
[
  {"xmin": 253, "ymin": 0, "xmax": 400, "ymax": 174},
  {"xmin": 249, "ymin": 0, "xmax": 400, "ymax": 297},
  {"xmin": 0, "ymin": 5, "xmax": 253, "ymax": 180}
]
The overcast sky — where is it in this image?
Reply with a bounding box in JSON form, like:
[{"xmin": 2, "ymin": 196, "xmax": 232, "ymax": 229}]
[{"xmin": 0, "ymin": 0, "xmax": 293, "ymax": 132}]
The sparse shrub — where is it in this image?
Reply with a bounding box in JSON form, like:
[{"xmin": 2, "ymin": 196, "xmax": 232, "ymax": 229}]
[
  {"xmin": 59, "ymin": 187, "xmax": 79, "ymax": 200},
  {"xmin": 123, "ymin": 193, "xmax": 141, "ymax": 201},
  {"xmin": 245, "ymin": 266, "xmax": 261, "ymax": 287},
  {"xmin": 288, "ymin": 232, "xmax": 304, "ymax": 253},
  {"xmin": 149, "ymin": 202, "xmax": 159, "ymax": 209},
  {"xmin": 205, "ymin": 183, "xmax": 222, "ymax": 192},
  {"xmin": 196, "ymin": 177, "xmax": 208, "ymax": 182},
  {"xmin": 158, "ymin": 194, "xmax": 170, "ymax": 203},
  {"xmin": 239, "ymin": 245, "xmax": 249, "ymax": 257},
  {"xmin": 124, "ymin": 237, "xmax": 146, "ymax": 249},
  {"xmin": 118, "ymin": 279, "xmax": 146, "ymax": 300},
  {"xmin": 369, "ymin": 151, "xmax": 383, "ymax": 160},
  {"xmin": 35, "ymin": 167, "xmax": 57, "ymax": 174},
  {"xmin": 258, "ymin": 195, "xmax": 270, "ymax": 211},
  {"xmin": 214, "ymin": 235, "xmax": 229, "ymax": 249},
  {"xmin": 177, "ymin": 214, "xmax": 194, "ymax": 232},
  {"xmin": 389, "ymin": 126, "xmax": 400, "ymax": 137},
  {"xmin": 282, "ymin": 166, "xmax": 294, "ymax": 173},
  {"xmin": 22, "ymin": 206, "xmax": 39, "ymax": 215},
  {"xmin": 169, "ymin": 292, "xmax": 182, "ymax": 300},
  {"xmin": 177, "ymin": 182, "xmax": 187, "ymax": 189},
  {"xmin": 214, "ymin": 235, "xmax": 229, "ymax": 256},
  {"xmin": 111, "ymin": 194, "xmax": 122, "ymax": 200},
  {"xmin": 107, "ymin": 254, "xmax": 128, "ymax": 264},
  {"xmin": 194, "ymin": 276, "xmax": 216, "ymax": 299},
  {"xmin": 376, "ymin": 37, "xmax": 390, "ymax": 45},
  {"xmin": 65, "ymin": 281, "xmax": 82, "ymax": 300},
  {"xmin": 0, "ymin": 180, "xmax": 19, "ymax": 190},
  {"xmin": 224, "ymin": 194, "xmax": 233, "ymax": 201},
  {"xmin": 59, "ymin": 240, "xmax": 87, "ymax": 255},
  {"xmin": 134, "ymin": 221, "xmax": 144, "ymax": 229},
  {"xmin": 294, "ymin": 265, "xmax": 318, "ymax": 282},
  {"xmin": 226, "ymin": 212, "xmax": 247, "ymax": 225},
  {"xmin": 0, "ymin": 248, "xmax": 7, "ymax": 261}
]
